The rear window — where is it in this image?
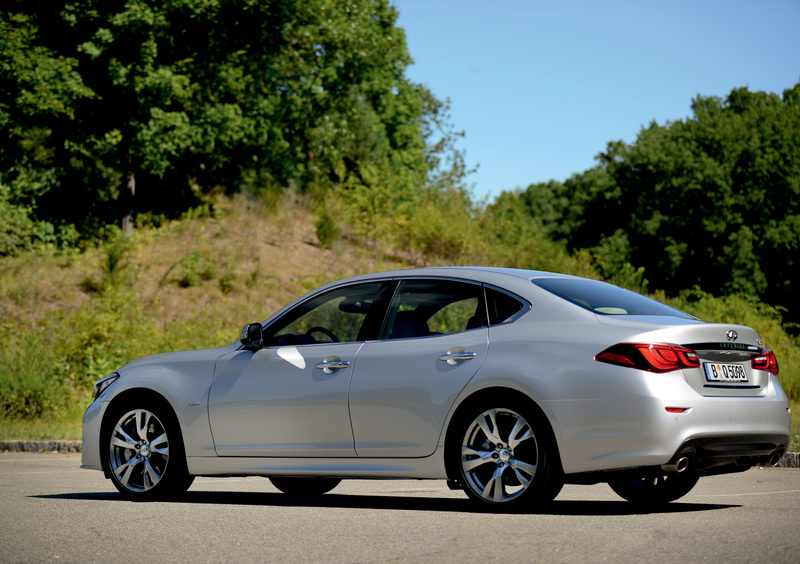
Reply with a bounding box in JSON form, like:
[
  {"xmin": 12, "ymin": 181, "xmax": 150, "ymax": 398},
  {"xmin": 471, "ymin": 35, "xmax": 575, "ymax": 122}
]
[{"xmin": 532, "ymin": 278, "xmax": 694, "ymax": 319}]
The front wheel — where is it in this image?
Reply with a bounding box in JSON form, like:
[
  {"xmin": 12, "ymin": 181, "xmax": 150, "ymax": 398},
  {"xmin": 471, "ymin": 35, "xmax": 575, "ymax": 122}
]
[
  {"xmin": 449, "ymin": 403, "xmax": 563, "ymax": 510},
  {"xmin": 104, "ymin": 401, "xmax": 193, "ymax": 500},
  {"xmin": 608, "ymin": 473, "xmax": 699, "ymax": 505}
]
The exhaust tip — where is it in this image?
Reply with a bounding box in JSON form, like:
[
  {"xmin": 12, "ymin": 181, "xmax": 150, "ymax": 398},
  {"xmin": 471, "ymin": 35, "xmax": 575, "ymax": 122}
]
[
  {"xmin": 661, "ymin": 456, "xmax": 690, "ymax": 474},
  {"xmin": 769, "ymin": 449, "xmax": 785, "ymax": 467}
]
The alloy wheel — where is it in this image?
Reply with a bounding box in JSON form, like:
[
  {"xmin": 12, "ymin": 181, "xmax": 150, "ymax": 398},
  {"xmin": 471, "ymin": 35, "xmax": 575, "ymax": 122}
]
[
  {"xmin": 109, "ymin": 409, "xmax": 170, "ymax": 493},
  {"xmin": 460, "ymin": 407, "xmax": 539, "ymax": 503}
]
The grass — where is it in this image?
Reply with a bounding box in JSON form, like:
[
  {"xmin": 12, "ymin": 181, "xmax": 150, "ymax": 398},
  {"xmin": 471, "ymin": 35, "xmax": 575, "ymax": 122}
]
[
  {"xmin": 792, "ymin": 399, "xmax": 800, "ymax": 453},
  {"xmin": 0, "ymin": 194, "xmax": 406, "ymax": 442},
  {"xmin": 1, "ymin": 192, "xmax": 798, "ymax": 455},
  {"xmin": 0, "ymin": 415, "xmax": 83, "ymax": 441}
]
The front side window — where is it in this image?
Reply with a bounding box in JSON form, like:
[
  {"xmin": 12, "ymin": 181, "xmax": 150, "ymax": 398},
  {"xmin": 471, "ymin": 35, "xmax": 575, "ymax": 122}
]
[
  {"xmin": 265, "ymin": 282, "xmax": 386, "ymax": 345},
  {"xmin": 380, "ymin": 279, "xmax": 485, "ymax": 340}
]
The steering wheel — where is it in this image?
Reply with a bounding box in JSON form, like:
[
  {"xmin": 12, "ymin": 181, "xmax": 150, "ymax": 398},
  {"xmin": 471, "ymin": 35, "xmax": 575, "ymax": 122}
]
[{"xmin": 305, "ymin": 326, "xmax": 340, "ymax": 343}]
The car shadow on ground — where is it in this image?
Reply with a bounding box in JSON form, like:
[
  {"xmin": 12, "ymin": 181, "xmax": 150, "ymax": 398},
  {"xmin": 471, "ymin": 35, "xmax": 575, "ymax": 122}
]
[{"xmin": 33, "ymin": 490, "xmax": 739, "ymax": 516}]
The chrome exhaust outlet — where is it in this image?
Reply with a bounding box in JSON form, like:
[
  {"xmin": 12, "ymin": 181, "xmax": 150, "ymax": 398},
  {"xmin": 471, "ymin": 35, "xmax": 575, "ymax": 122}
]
[
  {"xmin": 769, "ymin": 449, "xmax": 784, "ymax": 467},
  {"xmin": 661, "ymin": 456, "xmax": 690, "ymax": 474}
]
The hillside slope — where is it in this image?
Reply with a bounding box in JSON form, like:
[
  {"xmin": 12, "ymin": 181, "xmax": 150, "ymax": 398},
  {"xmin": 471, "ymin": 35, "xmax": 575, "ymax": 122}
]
[
  {"xmin": 2, "ymin": 195, "xmax": 406, "ymax": 337},
  {"xmin": 0, "ymin": 195, "xmax": 410, "ymax": 439},
  {"xmin": 1, "ymin": 194, "xmax": 797, "ymax": 450}
]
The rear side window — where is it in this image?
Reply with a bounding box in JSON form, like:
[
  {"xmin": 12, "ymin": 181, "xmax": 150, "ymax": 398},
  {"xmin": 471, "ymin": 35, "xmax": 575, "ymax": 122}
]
[
  {"xmin": 532, "ymin": 278, "xmax": 694, "ymax": 319},
  {"xmin": 380, "ymin": 279, "xmax": 485, "ymax": 339},
  {"xmin": 486, "ymin": 287, "xmax": 528, "ymax": 325}
]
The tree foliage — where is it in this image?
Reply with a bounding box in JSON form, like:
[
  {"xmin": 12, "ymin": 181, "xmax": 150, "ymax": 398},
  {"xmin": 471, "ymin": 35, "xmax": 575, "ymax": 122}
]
[
  {"xmin": 1, "ymin": 0, "xmax": 436, "ymax": 246},
  {"xmin": 0, "ymin": 12, "xmax": 94, "ymax": 251},
  {"xmin": 517, "ymin": 82, "xmax": 800, "ymax": 321}
]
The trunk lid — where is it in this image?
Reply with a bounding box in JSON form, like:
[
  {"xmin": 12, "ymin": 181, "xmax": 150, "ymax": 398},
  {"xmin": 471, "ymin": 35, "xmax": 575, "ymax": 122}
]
[{"xmin": 653, "ymin": 322, "xmax": 769, "ymax": 397}]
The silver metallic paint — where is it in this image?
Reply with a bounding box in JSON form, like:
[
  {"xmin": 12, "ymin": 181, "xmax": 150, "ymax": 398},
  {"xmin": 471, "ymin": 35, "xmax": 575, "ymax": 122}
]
[
  {"xmin": 349, "ymin": 328, "xmax": 489, "ymax": 457},
  {"xmin": 208, "ymin": 343, "xmax": 363, "ymax": 457}
]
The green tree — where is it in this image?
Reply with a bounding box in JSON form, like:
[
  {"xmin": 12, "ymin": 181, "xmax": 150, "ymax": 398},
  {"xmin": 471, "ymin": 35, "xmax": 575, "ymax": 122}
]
[
  {"xmin": 2, "ymin": 0, "xmax": 430, "ymax": 242},
  {"xmin": 0, "ymin": 12, "xmax": 94, "ymax": 250},
  {"xmin": 517, "ymin": 82, "xmax": 800, "ymax": 321}
]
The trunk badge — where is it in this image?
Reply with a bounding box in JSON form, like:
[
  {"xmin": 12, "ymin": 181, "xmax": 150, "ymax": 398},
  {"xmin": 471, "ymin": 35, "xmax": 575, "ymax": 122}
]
[{"xmin": 726, "ymin": 330, "xmax": 738, "ymax": 341}]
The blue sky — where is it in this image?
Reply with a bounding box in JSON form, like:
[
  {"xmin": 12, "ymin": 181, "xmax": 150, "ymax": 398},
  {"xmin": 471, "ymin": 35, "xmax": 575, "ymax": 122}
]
[{"xmin": 393, "ymin": 0, "xmax": 800, "ymax": 202}]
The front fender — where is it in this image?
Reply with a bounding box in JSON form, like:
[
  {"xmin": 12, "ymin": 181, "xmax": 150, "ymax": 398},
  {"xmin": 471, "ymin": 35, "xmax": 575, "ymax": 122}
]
[{"xmin": 88, "ymin": 345, "xmax": 236, "ymax": 460}]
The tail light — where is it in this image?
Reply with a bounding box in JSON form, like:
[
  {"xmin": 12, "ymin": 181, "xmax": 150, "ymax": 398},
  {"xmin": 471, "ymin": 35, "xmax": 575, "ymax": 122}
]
[
  {"xmin": 751, "ymin": 349, "xmax": 779, "ymax": 375},
  {"xmin": 596, "ymin": 343, "xmax": 700, "ymax": 373}
]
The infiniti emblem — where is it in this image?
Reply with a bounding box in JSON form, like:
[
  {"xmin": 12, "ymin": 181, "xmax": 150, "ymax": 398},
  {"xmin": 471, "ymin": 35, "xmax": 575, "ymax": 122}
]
[{"xmin": 726, "ymin": 330, "xmax": 738, "ymax": 342}]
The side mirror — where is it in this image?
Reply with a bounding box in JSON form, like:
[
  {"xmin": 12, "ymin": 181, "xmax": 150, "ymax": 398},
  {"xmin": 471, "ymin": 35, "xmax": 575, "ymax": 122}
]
[{"xmin": 240, "ymin": 323, "xmax": 264, "ymax": 348}]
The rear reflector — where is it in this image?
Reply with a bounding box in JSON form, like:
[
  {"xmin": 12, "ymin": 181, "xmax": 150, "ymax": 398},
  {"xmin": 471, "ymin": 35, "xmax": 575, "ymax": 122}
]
[
  {"xmin": 596, "ymin": 343, "xmax": 700, "ymax": 373},
  {"xmin": 751, "ymin": 350, "xmax": 779, "ymax": 375},
  {"xmin": 665, "ymin": 407, "xmax": 690, "ymax": 414}
]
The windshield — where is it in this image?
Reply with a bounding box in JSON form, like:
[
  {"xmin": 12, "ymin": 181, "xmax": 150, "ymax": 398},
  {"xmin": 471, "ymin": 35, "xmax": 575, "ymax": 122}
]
[{"xmin": 532, "ymin": 278, "xmax": 694, "ymax": 319}]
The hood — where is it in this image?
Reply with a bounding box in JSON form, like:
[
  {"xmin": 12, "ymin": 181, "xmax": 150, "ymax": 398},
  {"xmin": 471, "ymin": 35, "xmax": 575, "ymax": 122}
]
[{"xmin": 119, "ymin": 343, "xmax": 239, "ymax": 372}]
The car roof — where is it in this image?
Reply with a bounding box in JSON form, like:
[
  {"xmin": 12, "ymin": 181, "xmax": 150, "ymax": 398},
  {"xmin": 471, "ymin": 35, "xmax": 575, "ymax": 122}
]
[
  {"xmin": 262, "ymin": 267, "xmax": 584, "ymax": 326},
  {"xmin": 340, "ymin": 266, "xmax": 582, "ymax": 284},
  {"xmin": 300, "ymin": 267, "xmax": 587, "ymax": 309}
]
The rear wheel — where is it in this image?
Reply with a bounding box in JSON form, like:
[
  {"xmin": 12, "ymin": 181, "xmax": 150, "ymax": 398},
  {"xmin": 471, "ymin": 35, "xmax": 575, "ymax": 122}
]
[
  {"xmin": 608, "ymin": 473, "xmax": 699, "ymax": 505},
  {"xmin": 449, "ymin": 402, "xmax": 563, "ymax": 510},
  {"xmin": 269, "ymin": 477, "xmax": 341, "ymax": 497},
  {"xmin": 103, "ymin": 401, "xmax": 193, "ymax": 500}
]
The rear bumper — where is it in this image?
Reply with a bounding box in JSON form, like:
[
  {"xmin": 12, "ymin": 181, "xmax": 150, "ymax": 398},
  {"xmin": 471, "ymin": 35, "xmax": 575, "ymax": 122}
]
[
  {"xmin": 565, "ymin": 432, "xmax": 789, "ymax": 484},
  {"xmin": 550, "ymin": 369, "xmax": 791, "ymax": 475},
  {"xmin": 666, "ymin": 434, "xmax": 788, "ymax": 476}
]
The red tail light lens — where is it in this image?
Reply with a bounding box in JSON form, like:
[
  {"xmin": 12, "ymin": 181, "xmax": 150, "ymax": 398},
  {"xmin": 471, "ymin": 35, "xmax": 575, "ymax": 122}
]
[
  {"xmin": 751, "ymin": 350, "xmax": 779, "ymax": 375},
  {"xmin": 596, "ymin": 343, "xmax": 700, "ymax": 373}
]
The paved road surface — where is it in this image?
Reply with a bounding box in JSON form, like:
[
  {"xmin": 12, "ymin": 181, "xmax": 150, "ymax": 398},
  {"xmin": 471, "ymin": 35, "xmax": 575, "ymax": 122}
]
[{"xmin": 2, "ymin": 452, "xmax": 799, "ymax": 563}]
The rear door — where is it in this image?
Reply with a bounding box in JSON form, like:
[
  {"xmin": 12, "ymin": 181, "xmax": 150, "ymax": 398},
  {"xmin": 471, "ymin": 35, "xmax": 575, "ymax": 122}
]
[{"xmin": 348, "ymin": 278, "xmax": 489, "ymax": 457}]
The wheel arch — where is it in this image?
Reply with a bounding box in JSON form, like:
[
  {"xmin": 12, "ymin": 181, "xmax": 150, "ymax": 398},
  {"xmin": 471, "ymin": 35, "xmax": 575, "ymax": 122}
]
[
  {"xmin": 443, "ymin": 386, "xmax": 563, "ymax": 484},
  {"xmin": 99, "ymin": 388, "xmax": 185, "ymax": 477}
]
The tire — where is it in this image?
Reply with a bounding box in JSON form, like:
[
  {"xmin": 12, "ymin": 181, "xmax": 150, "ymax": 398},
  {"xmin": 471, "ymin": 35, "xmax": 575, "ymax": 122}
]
[
  {"xmin": 608, "ymin": 473, "xmax": 699, "ymax": 505},
  {"xmin": 449, "ymin": 401, "xmax": 563, "ymax": 510},
  {"xmin": 103, "ymin": 400, "xmax": 194, "ymax": 500},
  {"xmin": 269, "ymin": 477, "xmax": 341, "ymax": 497}
]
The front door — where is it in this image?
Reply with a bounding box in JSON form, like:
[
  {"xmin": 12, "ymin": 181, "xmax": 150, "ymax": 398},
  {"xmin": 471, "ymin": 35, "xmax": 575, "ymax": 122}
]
[
  {"xmin": 208, "ymin": 280, "xmax": 388, "ymax": 457},
  {"xmin": 208, "ymin": 343, "xmax": 362, "ymax": 457}
]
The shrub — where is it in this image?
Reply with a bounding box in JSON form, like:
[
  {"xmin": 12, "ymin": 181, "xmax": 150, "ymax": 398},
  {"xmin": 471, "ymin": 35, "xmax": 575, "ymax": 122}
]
[
  {"xmin": 177, "ymin": 250, "xmax": 218, "ymax": 287},
  {"xmin": 0, "ymin": 324, "xmax": 73, "ymax": 418},
  {"xmin": 0, "ymin": 192, "xmax": 35, "ymax": 256},
  {"xmin": 315, "ymin": 210, "xmax": 339, "ymax": 249},
  {"xmin": 55, "ymin": 287, "xmax": 161, "ymax": 385}
]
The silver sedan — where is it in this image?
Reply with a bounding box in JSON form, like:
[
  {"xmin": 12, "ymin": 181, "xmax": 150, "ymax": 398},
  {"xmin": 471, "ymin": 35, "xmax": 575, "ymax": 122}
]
[{"xmin": 81, "ymin": 267, "xmax": 791, "ymax": 509}]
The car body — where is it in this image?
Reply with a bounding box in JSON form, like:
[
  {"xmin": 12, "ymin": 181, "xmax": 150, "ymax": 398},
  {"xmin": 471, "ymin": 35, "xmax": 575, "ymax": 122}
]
[{"xmin": 81, "ymin": 267, "xmax": 791, "ymax": 508}]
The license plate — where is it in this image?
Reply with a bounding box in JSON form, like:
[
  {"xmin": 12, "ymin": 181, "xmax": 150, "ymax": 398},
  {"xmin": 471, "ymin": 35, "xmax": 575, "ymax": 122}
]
[{"xmin": 704, "ymin": 362, "xmax": 748, "ymax": 383}]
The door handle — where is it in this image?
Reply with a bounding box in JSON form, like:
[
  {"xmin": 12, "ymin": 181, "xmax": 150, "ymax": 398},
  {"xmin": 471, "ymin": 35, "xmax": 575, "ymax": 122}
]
[
  {"xmin": 437, "ymin": 351, "xmax": 477, "ymax": 365},
  {"xmin": 315, "ymin": 359, "xmax": 350, "ymax": 373}
]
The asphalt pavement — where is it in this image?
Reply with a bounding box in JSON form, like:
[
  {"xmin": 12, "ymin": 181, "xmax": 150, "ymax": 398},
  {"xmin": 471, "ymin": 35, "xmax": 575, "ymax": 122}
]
[{"xmin": 1, "ymin": 452, "xmax": 799, "ymax": 563}]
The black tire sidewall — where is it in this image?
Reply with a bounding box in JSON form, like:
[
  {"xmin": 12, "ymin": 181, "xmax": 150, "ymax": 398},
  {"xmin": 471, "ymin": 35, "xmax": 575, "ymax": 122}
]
[
  {"xmin": 269, "ymin": 477, "xmax": 341, "ymax": 496},
  {"xmin": 608, "ymin": 473, "xmax": 699, "ymax": 505},
  {"xmin": 447, "ymin": 397, "xmax": 563, "ymax": 509},
  {"xmin": 102, "ymin": 396, "xmax": 191, "ymax": 500}
]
